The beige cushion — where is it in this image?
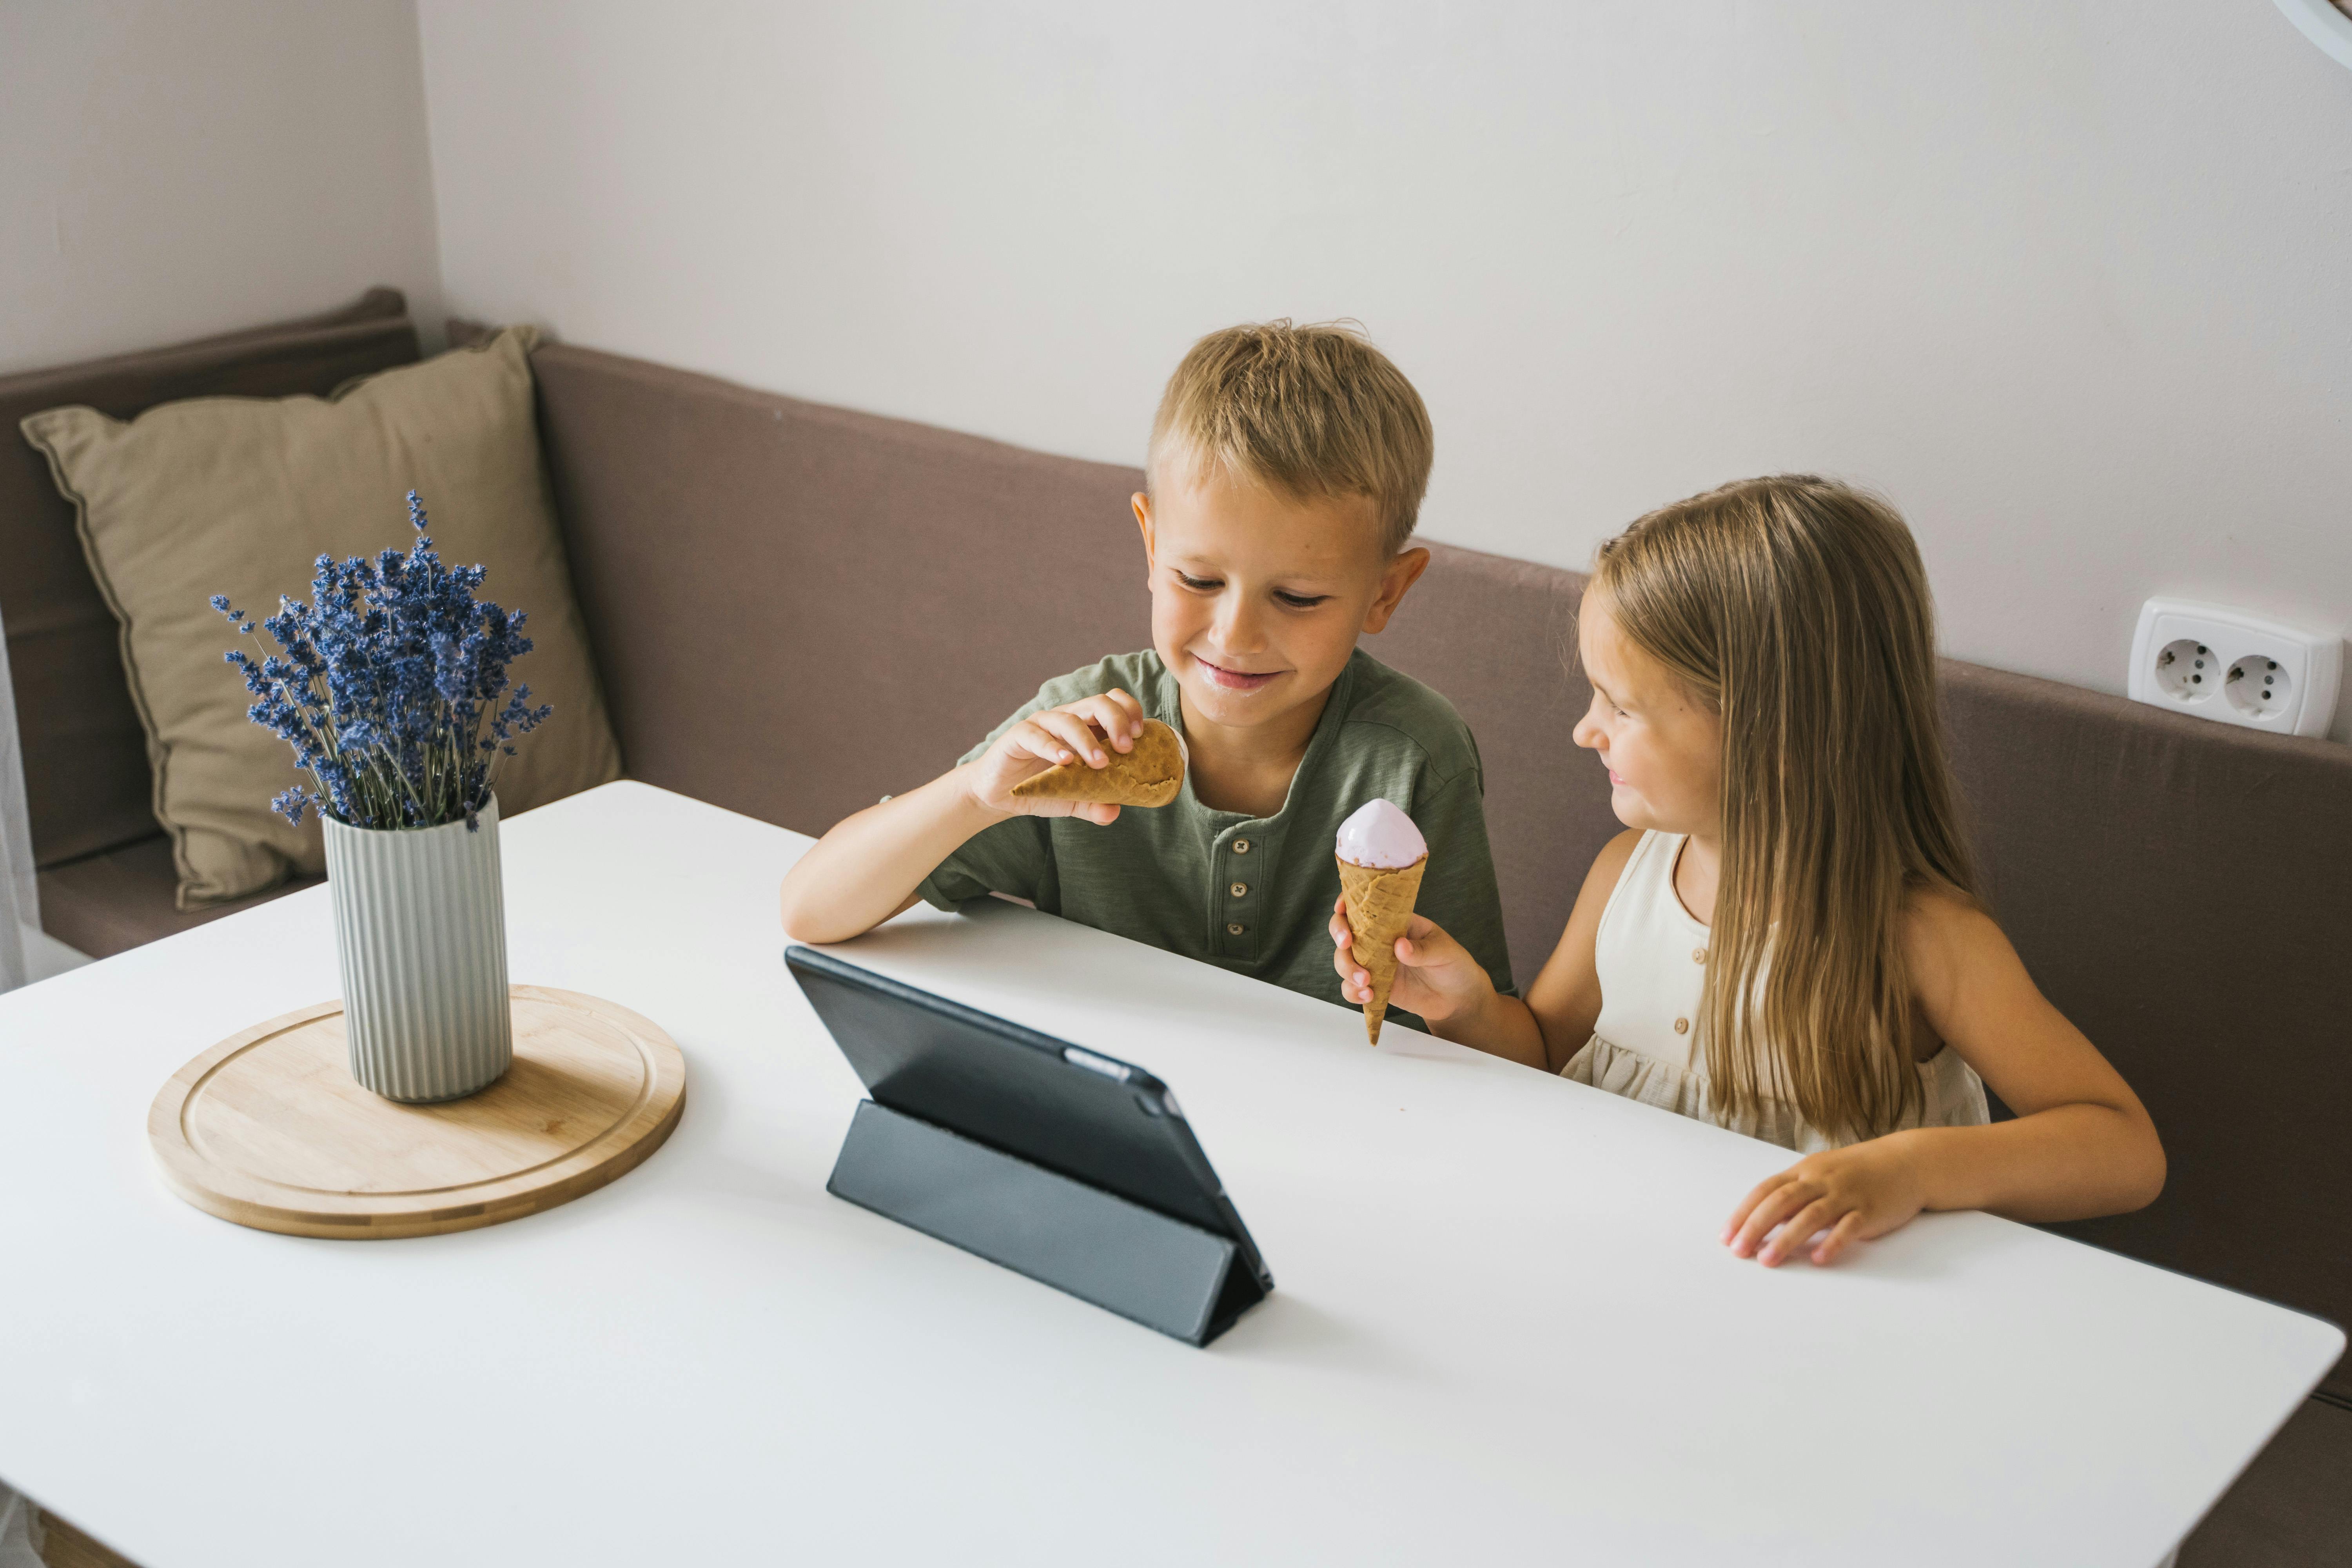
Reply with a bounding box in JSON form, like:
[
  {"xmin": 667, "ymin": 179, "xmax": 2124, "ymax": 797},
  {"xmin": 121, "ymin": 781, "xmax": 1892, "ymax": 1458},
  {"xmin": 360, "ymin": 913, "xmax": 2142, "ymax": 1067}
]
[
  {"xmin": 21, "ymin": 328, "xmax": 623, "ymax": 908},
  {"xmin": 0, "ymin": 285, "xmax": 421, "ymax": 869}
]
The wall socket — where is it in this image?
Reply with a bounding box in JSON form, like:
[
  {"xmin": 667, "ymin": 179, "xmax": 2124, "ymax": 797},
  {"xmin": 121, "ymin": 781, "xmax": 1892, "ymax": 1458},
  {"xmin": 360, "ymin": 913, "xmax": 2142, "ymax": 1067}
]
[{"xmin": 2127, "ymin": 598, "xmax": 2342, "ymax": 739}]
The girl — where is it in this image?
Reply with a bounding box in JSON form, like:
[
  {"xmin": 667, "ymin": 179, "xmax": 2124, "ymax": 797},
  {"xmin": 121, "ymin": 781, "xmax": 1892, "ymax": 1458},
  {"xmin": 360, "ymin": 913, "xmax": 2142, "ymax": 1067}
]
[{"xmin": 1332, "ymin": 475, "xmax": 2164, "ymax": 1266}]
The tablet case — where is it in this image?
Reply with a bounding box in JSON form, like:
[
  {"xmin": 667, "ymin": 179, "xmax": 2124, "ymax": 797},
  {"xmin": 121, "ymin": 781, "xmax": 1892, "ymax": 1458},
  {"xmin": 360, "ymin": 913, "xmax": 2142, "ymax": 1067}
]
[{"xmin": 828, "ymin": 1100, "xmax": 1265, "ymax": 1345}]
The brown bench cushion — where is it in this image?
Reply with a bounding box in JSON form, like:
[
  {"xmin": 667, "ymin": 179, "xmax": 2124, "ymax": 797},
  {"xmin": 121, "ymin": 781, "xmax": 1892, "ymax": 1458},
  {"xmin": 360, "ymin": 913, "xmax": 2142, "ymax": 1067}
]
[
  {"xmin": 36, "ymin": 834, "xmax": 321, "ymax": 960},
  {"xmin": 0, "ymin": 289, "xmax": 421, "ymax": 870},
  {"xmin": 532, "ymin": 342, "xmax": 1154, "ymax": 837},
  {"xmin": 527, "ymin": 337, "xmax": 2347, "ymax": 1404}
]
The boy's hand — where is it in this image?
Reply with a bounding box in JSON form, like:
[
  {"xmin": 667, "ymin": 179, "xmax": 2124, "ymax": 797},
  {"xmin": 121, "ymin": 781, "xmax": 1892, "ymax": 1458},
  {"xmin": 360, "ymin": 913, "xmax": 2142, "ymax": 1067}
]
[
  {"xmin": 1722, "ymin": 1135, "xmax": 1928, "ymax": 1267},
  {"xmin": 962, "ymin": 689, "xmax": 1149, "ymax": 826},
  {"xmin": 1329, "ymin": 900, "xmax": 1494, "ymax": 1026}
]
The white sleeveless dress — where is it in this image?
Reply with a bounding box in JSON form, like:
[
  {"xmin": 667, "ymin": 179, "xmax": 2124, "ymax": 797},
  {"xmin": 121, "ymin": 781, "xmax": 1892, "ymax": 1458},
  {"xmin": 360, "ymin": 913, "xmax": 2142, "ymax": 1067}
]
[{"xmin": 1560, "ymin": 831, "xmax": 1989, "ymax": 1153}]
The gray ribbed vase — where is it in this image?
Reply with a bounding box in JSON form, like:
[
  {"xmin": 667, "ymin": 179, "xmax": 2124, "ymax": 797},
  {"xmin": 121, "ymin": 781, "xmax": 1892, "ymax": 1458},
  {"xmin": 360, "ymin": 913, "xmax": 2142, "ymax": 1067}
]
[{"xmin": 321, "ymin": 795, "xmax": 512, "ymax": 1103}]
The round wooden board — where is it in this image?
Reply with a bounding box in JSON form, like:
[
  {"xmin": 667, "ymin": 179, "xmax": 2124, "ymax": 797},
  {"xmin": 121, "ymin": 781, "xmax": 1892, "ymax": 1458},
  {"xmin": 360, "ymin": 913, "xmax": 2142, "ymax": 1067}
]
[{"xmin": 149, "ymin": 985, "xmax": 686, "ymax": 1240}]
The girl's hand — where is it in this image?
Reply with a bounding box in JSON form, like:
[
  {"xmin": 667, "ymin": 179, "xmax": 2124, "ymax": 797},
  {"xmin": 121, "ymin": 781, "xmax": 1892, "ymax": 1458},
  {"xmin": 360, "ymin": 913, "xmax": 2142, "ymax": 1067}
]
[
  {"xmin": 1723, "ymin": 1134, "xmax": 1927, "ymax": 1267},
  {"xmin": 1328, "ymin": 900, "xmax": 1495, "ymax": 1027},
  {"xmin": 962, "ymin": 690, "xmax": 1148, "ymax": 825}
]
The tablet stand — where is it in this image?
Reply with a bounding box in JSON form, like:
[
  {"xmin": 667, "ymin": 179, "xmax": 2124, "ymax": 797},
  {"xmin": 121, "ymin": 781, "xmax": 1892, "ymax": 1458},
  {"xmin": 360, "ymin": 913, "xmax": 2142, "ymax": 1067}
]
[{"xmin": 827, "ymin": 1100, "xmax": 1263, "ymax": 1346}]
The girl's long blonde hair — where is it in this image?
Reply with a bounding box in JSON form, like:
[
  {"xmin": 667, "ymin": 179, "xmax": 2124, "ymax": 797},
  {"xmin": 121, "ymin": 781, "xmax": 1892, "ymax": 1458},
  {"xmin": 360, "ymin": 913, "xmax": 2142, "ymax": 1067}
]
[{"xmin": 1592, "ymin": 475, "xmax": 1977, "ymax": 1142}]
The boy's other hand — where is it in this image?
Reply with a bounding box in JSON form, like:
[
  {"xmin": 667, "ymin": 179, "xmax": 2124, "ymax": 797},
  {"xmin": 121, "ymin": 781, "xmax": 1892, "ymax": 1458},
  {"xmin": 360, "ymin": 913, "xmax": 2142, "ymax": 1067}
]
[
  {"xmin": 963, "ymin": 688, "xmax": 1149, "ymax": 825},
  {"xmin": 1329, "ymin": 898, "xmax": 1493, "ymax": 1025}
]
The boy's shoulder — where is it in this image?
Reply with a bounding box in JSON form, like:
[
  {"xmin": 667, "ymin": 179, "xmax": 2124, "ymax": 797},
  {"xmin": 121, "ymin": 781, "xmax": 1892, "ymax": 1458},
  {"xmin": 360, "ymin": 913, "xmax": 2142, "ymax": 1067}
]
[
  {"xmin": 1025, "ymin": 650, "xmax": 1177, "ymax": 717},
  {"xmin": 959, "ymin": 652, "xmax": 1171, "ymax": 765},
  {"xmin": 1334, "ymin": 650, "xmax": 1484, "ymax": 787},
  {"xmin": 1030, "ymin": 649, "xmax": 1176, "ymax": 710}
]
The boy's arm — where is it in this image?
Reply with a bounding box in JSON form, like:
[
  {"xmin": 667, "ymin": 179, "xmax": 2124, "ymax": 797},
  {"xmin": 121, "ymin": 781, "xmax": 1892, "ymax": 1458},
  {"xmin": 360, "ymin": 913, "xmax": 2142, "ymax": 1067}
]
[
  {"xmin": 778, "ymin": 688, "xmax": 1146, "ymax": 944},
  {"xmin": 779, "ymin": 768, "xmax": 1014, "ymax": 943}
]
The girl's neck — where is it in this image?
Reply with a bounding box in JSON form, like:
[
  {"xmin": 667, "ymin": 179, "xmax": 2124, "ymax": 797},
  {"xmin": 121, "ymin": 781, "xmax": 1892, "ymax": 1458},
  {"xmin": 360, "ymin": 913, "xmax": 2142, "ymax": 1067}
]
[{"xmin": 1672, "ymin": 830, "xmax": 1722, "ymax": 929}]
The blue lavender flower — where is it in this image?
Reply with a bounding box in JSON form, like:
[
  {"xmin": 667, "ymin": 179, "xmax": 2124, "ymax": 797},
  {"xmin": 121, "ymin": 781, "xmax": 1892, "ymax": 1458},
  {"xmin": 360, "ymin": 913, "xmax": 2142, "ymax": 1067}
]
[{"xmin": 210, "ymin": 491, "xmax": 557, "ymax": 831}]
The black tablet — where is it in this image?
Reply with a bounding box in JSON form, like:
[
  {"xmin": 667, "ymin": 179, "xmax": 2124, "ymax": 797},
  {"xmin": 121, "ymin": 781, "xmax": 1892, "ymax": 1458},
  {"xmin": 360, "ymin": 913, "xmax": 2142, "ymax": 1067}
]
[{"xmin": 787, "ymin": 946, "xmax": 1272, "ymax": 1341}]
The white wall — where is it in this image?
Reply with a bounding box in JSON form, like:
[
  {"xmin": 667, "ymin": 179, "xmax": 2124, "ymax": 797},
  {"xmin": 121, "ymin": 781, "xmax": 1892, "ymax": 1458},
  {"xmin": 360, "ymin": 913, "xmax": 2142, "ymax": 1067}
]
[
  {"xmin": 415, "ymin": 1, "xmax": 2352, "ymax": 740},
  {"xmin": 0, "ymin": 0, "xmax": 443, "ymax": 376}
]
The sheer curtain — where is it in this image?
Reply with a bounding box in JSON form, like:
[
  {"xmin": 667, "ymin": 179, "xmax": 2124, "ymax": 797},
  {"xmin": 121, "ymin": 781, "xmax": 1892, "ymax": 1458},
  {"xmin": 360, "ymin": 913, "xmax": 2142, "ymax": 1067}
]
[
  {"xmin": 0, "ymin": 604, "xmax": 39, "ymax": 995},
  {"xmin": 0, "ymin": 1484, "xmax": 39, "ymax": 1568},
  {"xmin": 0, "ymin": 613, "xmax": 36, "ymax": 1561}
]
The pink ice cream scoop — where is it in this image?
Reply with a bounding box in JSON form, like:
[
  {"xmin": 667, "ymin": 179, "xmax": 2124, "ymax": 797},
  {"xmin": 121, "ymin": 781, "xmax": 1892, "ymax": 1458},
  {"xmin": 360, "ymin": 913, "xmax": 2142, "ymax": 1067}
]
[{"xmin": 1335, "ymin": 798, "xmax": 1428, "ymax": 869}]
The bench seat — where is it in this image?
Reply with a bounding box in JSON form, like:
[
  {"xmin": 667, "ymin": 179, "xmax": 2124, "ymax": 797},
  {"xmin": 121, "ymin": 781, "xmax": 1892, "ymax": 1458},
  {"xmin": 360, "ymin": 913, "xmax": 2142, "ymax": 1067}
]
[{"xmin": 36, "ymin": 834, "xmax": 317, "ymax": 960}]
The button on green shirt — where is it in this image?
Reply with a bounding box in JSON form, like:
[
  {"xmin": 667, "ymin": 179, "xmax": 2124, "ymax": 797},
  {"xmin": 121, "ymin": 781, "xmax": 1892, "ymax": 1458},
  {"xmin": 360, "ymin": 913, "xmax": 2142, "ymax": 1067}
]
[{"xmin": 918, "ymin": 648, "xmax": 1515, "ymax": 1031}]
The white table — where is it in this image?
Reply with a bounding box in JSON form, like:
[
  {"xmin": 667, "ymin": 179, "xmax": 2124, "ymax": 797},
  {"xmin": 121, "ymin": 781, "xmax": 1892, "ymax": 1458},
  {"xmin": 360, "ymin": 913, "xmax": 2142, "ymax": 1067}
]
[{"xmin": 0, "ymin": 782, "xmax": 2336, "ymax": 1567}]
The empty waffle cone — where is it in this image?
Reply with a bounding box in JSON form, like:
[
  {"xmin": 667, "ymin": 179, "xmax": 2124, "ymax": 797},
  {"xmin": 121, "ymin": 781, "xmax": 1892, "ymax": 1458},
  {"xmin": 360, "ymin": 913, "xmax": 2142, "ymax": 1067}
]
[
  {"xmin": 1336, "ymin": 853, "xmax": 1428, "ymax": 1044},
  {"xmin": 1009, "ymin": 718, "xmax": 1186, "ymax": 808}
]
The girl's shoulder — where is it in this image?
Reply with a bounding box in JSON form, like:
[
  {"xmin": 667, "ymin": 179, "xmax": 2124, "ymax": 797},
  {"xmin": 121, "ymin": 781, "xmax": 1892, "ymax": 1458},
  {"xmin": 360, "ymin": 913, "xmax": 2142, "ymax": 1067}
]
[
  {"xmin": 1595, "ymin": 826, "xmax": 1648, "ymax": 876},
  {"xmin": 1899, "ymin": 880, "xmax": 1991, "ymax": 939},
  {"xmin": 1544, "ymin": 827, "xmax": 1652, "ymax": 989},
  {"xmin": 1579, "ymin": 826, "xmax": 1649, "ymax": 907},
  {"xmin": 1898, "ymin": 881, "xmax": 2015, "ymax": 1002}
]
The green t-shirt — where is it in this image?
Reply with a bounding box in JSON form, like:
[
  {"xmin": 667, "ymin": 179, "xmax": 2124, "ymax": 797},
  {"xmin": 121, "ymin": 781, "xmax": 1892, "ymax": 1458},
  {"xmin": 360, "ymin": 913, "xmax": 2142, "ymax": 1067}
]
[{"xmin": 918, "ymin": 648, "xmax": 1515, "ymax": 1031}]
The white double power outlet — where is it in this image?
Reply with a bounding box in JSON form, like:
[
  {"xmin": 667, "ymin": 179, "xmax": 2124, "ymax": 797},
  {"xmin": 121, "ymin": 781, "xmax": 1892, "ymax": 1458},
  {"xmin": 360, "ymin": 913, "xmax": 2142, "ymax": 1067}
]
[{"xmin": 2127, "ymin": 599, "xmax": 2342, "ymax": 738}]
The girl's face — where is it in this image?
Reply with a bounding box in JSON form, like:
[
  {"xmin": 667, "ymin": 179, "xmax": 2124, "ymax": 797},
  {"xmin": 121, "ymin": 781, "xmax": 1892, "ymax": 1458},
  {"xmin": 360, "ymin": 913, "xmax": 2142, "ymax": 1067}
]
[{"xmin": 1573, "ymin": 590, "xmax": 1724, "ymax": 837}]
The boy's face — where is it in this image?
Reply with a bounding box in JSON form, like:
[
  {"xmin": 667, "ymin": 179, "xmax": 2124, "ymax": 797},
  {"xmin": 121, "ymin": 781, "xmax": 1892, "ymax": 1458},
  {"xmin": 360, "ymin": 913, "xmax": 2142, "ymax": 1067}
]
[{"xmin": 1132, "ymin": 467, "xmax": 1428, "ymax": 739}]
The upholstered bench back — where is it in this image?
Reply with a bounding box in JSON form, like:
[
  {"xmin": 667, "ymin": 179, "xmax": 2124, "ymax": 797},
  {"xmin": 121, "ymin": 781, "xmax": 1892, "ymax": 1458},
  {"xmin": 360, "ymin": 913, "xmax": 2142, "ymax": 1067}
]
[
  {"xmin": 531, "ymin": 339, "xmax": 2350, "ymax": 1395},
  {"xmin": 0, "ymin": 292, "xmax": 422, "ymax": 957},
  {"xmin": 0, "ymin": 290, "xmax": 422, "ymax": 871}
]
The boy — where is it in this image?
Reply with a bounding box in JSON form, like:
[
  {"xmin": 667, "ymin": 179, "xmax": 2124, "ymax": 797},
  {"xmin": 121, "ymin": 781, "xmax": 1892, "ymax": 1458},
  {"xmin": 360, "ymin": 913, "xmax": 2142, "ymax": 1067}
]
[{"xmin": 778, "ymin": 320, "xmax": 1513, "ymax": 1030}]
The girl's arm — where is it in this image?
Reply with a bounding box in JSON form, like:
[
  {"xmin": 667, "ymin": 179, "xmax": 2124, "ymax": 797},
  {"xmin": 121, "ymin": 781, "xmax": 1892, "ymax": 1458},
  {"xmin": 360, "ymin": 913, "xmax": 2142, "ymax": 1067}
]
[
  {"xmin": 1726, "ymin": 891, "xmax": 2166, "ymax": 1266},
  {"xmin": 1332, "ymin": 828, "xmax": 1640, "ymax": 1073}
]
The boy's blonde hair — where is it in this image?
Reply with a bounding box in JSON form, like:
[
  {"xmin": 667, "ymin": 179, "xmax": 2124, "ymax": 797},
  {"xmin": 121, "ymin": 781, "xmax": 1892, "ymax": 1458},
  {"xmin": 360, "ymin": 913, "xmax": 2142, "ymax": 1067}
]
[
  {"xmin": 1147, "ymin": 320, "xmax": 1432, "ymax": 557},
  {"xmin": 1592, "ymin": 475, "xmax": 1979, "ymax": 1143}
]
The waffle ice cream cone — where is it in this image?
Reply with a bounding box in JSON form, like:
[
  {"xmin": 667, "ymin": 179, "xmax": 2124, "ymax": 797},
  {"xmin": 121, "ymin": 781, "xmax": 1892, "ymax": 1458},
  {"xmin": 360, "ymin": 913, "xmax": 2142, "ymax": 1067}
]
[
  {"xmin": 1336, "ymin": 852, "xmax": 1428, "ymax": 1044},
  {"xmin": 1010, "ymin": 718, "xmax": 1185, "ymax": 808}
]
